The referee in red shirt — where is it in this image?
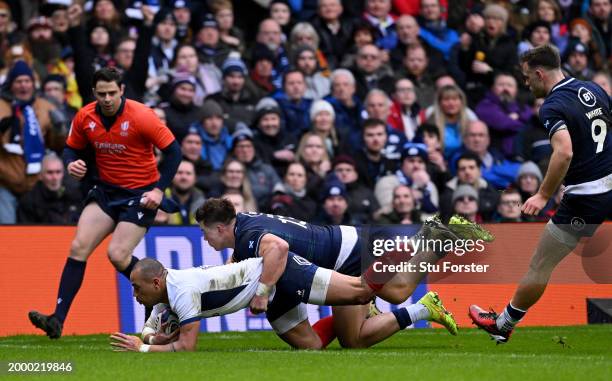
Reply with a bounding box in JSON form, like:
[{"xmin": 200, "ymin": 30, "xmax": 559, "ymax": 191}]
[{"xmin": 29, "ymin": 67, "xmax": 182, "ymax": 338}]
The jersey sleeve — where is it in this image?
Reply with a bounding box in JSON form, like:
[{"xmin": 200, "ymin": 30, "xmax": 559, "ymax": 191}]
[
  {"xmin": 139, "ymin": 107, "xmax": 176, "ymax": 150},
  {"xmin": 65, "ymin": 111, "xmax": 88, "ymax": 149},
  {"xmin": 234, "ymin": 228, "xmax": 269, "ymax": 262},
  {"xmin": 171, "ymin": 287, "xmax": 201, "ymax": 326},
  {"xmin": 539, "ymin": 100, "xmax": 568, "ymax": 139}
]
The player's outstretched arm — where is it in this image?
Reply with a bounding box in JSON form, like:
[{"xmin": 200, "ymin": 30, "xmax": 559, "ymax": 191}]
[
  {"xmin": 110, "ymin": 320, "xmax": 200, "ymax": 352},
  {"xmin": 523, "ymin": 129, "xmax": 572, "ymax": 215},
  {"xmin": 250, "ymin": 234, "xmax": 289, "ymax": 314}
]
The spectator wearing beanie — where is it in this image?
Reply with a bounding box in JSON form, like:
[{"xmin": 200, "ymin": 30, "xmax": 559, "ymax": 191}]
[
  {"xmin": 514, "ymin": 161, "xmax": 544, "ymax": 205},
  {"xmin": 314, "ymin": 178, "xmax": 359, "ymax": 225},
  {"xmin": 332, "ymin": 154, "xmax": 380, "ymax": 224},
  {"xmin": 161, "ymin": 72, "xmax": 204, "ymax": 143},
  {"xmin": 194, "ymin": 99, "xmax": 233, "ymax": 171},
  {"xmin": 207, "ymin": 56, "xmax": 260, "ymax": 130},
  {"xmin": 252, "ymin": 98, "xmax": 297, "ymax": 177},
  {"xmin": 0, "ymin": 60, "xmax": 64, "ymax": 223},
  {"xmin": 310, "ymin": 99, "xmax": 346, "ymax": 158},
  {"xmin": 193, "ymin": 13, "xmax": 231, "ymax": 68},
  {"xmin": 249, "ymin": 43, "xmax": 277, "ymax": 98},
  {"xmin": 451, "ymin": 184, "xmax": 482, "ymax": 223}
]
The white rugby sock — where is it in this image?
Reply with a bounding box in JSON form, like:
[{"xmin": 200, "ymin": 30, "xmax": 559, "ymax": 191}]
[{"xmin": 408, "ymin": 303, "xmax": 430, "ymax": 322}]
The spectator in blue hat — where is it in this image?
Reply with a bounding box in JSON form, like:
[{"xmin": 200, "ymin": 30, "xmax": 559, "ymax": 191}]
[
  {"xmin": 161, "ymin": 72, "xmax": 204, "ymax": 143},
  {"xmin": 194, "ymin": 13, "xmax": 231, "ymax": 68},
  {"xmin": 206, "ymin": 56, "xmax": 260, "ymax": 130},
  {"xmin": 314, "ymin": 178, "xmax": 358, "ymax": 225},
  {"xmin": 170, "ymin": 0, "xmax": 193, "ymax": 43},
  {"xmin": 561, "ymin": 39, "xmax": 595, "ymax": 81}
]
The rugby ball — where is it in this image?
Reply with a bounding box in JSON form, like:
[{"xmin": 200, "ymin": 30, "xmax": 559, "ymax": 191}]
[{"xmin": 154, "ymin": 308, "xmax": 180, "ymax": 335}]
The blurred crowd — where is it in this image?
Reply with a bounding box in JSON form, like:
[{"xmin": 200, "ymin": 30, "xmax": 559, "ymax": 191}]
[{"xmin": 1, "ymin": 0, "xmax": 611, "ymax": 226}]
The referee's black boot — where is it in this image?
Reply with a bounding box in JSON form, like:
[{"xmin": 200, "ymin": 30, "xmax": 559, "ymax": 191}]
[{"xmin": 28, "ymin": 311, "xmax": 63, "ymax": 339}]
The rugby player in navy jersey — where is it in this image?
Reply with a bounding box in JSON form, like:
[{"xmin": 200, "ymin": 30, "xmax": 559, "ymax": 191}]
[
  {"xmin": 470, "ymin": 44, "xmax": 612, "ymax": 343},
  {"xmin": 110, "ymin": 253, "xmax": 456, "ymax": 352}
]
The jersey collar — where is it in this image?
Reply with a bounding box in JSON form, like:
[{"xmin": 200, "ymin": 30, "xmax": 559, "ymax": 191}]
[
  {"xmin": 95, "ymin": 96, "xmax": 127, "ymax": 131},
  {"xmin": 550, "ymin": 77, "xmax": 575, "ymax": 94}
]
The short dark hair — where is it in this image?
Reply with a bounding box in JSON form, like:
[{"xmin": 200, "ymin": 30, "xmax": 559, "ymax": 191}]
[
  {"xmin": 519, "ymin": 44, "xmax": 560, "ymax": 70},
  {"xmin": 457, "ymin": 150, "xmax": 482, "ymax": 168},
  {"xmin": 92, "ymin": 66, "xmax": 123, "ymax": 88},
  {"xmin": 362, "ymin": 118, "xmax": 386, "ymax": 133},
  {"xmin": 195, "ymin": 198, "xmax": 237, "ymax": 226},
  {"xmin": 133, "ymin": 258, "xmax": 165, "ymax": 281},
  {"xmin": 417, "ymin": 123, "xmax": 440, "ymax": 140},
  {"xmin": 282, "ymin": 68, "xmax": 304, "ymax": 88}
]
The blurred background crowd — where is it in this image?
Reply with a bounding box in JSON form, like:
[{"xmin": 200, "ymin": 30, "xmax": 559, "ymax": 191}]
[{"xmin": 1, "ymin": 0, "xmax": 611, "ymax": 226}]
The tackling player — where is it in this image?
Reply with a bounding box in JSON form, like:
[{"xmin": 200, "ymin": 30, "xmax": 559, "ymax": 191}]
[
  {"xmin": 29, "ymin": 67, "xmax": 182, "ymax": 339},
  {"xmin": 469, "ymin": 44, "xmax": 612, "ymax": 343},
  {"xmin": 109, "ymin": 255, "xmax": 456, "ymax": 352}
]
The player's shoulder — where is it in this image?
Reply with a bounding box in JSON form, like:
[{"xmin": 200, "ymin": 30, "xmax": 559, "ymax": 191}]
[{"xmin": 74, "ymin": 101, "xmax": 98, "ymax": 118}]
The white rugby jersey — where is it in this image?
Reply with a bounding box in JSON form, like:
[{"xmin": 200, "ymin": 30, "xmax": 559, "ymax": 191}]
[{"xmin": 163, "ymin": 257, "xmax": 268, "ymax": 326}]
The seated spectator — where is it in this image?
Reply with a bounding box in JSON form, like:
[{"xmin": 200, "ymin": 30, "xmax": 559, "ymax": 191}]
[
  {"xmin": 517, "ymin": 21, "xmax": 552, "ymax": 56},
  {"xmin": 222, "ymin": 190, "xmax": 246, "ymax": 213},
  {"xmin": 17, "ymin": 154, "xmax": 81, "ymax": 224},
  {"xmin": 161, "ymin": 73, "xmax": 204, "ymax": 143},
  {"xmin": 561, "ymin": 39, "xmax": 595, "ymax": 81},
  {"xmin": 145, "ymin": 8, "xmax": 179, "ymax": 104},
  {"xmin": 270, "ymin": 0, "xmax": 294, "ymax": 40},
  {"xmin": 414, "ymin": 123, "xmax": 452, "ymax": 191},
  {"xmin": 232, "ymin": 126, "xmax": 282, "ymax": 209},
  {"xmin": 584, "ymin": 0, "xmax": 612, "ymax": 67},
  {"xmin": 451, "ymin": 120, "xmax": 521, "ymax": 189},
  {"xmin": 292, "ymin": 45, "xmax": 330, "ymax": 100},
  {"xmin": 475, "ymin": 73, "xmax": 532, "ymax": 159},
  {"xmin": 311, "ymin": 0, "xmax": 354, "ymax": 70},
  {"xmin": 289, "ymin": 22, "xmax": 330, "ymax": 77},
  {"xmin": 193, "ymin": 14, "xmax": 231, "ymax": 68},
  {"xmin": 458, "ymin": 3, "xmax": 518, "ymax": 104},
  {"xmin": 350, "ymin": 43, "xmax": 395, "ymax": 100},
  {"xmin": 251, "ymin": 99, "xmax": 297, "ymax": 176},
  {"xmin": 195, "ymin": 99, "xmax": 233, "ymax": 171},
  {"xmin": 532, "ymin": 0, "xmax": 568, "ymax": 54},
  {"xmin": 363, "ymin": 0, "xmax": 398, "ymax": 51},
  {"xmin": 249, "ymin": 44, "xmax": 276, "ymax": 98},
  {"xmin": 310, "ymin": 99, "xmax": 342, "ymax": 158},
  {"xmin": 171, "ymin": 0, "xmax": 193, "ymax": 43},
  {"xmin": 180, "ymin": 127, "xmax": 218, "ymax": 194},
  {"xmin": 593, "ymin": 71, "xmax": 612, "ymax": 95},
  {"xmin": 268, "ymin": 161, "xmax": 317, "ymax": 221},
  {"xmin": 157, "ymin": 160, "xmax": 206, "ymax": 225},
  {"xmin": 207, "ymin": 57, "xmax": 260, "ymax": 131},
  {"xmin": 209, "ymin": 158, "xmax": 258, "ymax": 212},
  {"xmin": 388, "ymin": 77, "xmax": 420, "ymax": 141},
  {"xmin": 353, "ymin": 118, "xmax": 398, "ymax": 189},
  {"xmin": 272, "ymin": 69, "xmax": 313, "ymax": 139},
  {"xmin": 167, "ymin": 44, "xmax": 222, "ymax": 106},
  {"xmin": 417, "ymin": 0, "xmax": 460, "ymax": 61},
  {"xmin": 211, "ymin": 0, "xmax": 245, "ymax": 54},
  {"xmin": 333, "ymin": 155, "xmax": 380, "ymax": 224},
  {"xmin": 440, "ymin": 152, "xmax": 499, "ymax": 221},
  {"xmin": 517, "ymin": 98, "xmax": 551, "ymax": 173},
  {"xmin": 252, "ymin": 19, "xmax": 290, "ymax": 89},
  {"xmin": 364, "ymin": 89, "xmax": 407, "ymax": 161},
  {"xmin": 315, "ymin": 179, "xmax": 358, "ymax": 225},
  {"xmin": 296, "ymin": 132, "xmax": 331, "ymax": 198},
  {"xmin": 390, "ymin": 15, "xmax": 444, "ymax": 72},
  {"xmin": 451, "ymin": 184, "xmax": 482, "ymax": 223},
  {"xmin": 375, "ymin": 184, "xmax": 420, "ymax": 224},
  {"xmin": 425, "ymin": 84, "xmax": 475, "ymax": 159},
  {"xmin": 324, "ymin": 68, "xmax": 364, "ymax": 138},
  {"xmin": 494, "ymin": 188, "xmax": 523, "ymax": 222},
  {"xmin": 568, "ymin": 18, "xmax": 605, "ymax": 70},
  {"xmin": 400, "ymin": 43, "xmax": 437, "ymax": 107},
  {"xmin": 340, "ymin": 20, "xmax": 379, "ymax": 69},
  {"xmin": 514, "ymin": 161, "xmax": 555, "ymax": 221}
]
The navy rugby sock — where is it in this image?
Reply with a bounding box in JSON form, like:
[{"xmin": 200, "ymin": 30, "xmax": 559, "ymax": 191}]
[
  {"xmin": 53, "ymin": 258, "xmax": 87, "ymax": 323},
  {"xmin": 119, "ymin": 256, "xmax": 139, "ymax": 280},
  {"xmin": 392, "ymin": 308, "xmax": 413, "ymax": 330}
]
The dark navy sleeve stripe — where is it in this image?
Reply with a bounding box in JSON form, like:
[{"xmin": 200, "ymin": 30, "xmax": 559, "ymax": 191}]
[{"xmin": 179, "ymin": 316, "xmax": 200, "ymax": 326}]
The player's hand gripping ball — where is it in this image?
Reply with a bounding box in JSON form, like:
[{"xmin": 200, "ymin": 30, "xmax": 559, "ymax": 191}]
[{"xmin": 155, "ymin": 308, "xmax": 180, "ymax": 335}]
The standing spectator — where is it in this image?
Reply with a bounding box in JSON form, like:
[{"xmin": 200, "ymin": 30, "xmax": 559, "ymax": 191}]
[
  {"xmin": 196, "ymin": 99, "xmax": 233, "ymax": 171},
  {"xmin": 292, "ymin": 45, "xmax": 330, "ymax": 100},
  {"xmin": 207, "ymin": 57, "xmax": 259, "ymax": 130},
  {"xmin": 208, "ymin": 158, "xmax": 258, "ymax": 212},
  {"xmin": 495, "ymin": 188, "xmax": 523, "ymax": 222},
  {"xmin": 353, "ymin": 118, "xmax": 397, "ymax": 189},
  {"xmin": 311, "ymin": 0, "xmax": 354, "ymax": 70},
  {"xmin": 0, "ymin": 61, "xmax": 65, "ymax": 224},
  {"xmin": 168, "ymin": 44, "xmax": 222, "ymax": 106},
  {"xmin": 350, "ymin": 43, "xmax": 395, "ymax": 100},
  {"xmin": 332, "ymin": 154, "xmax": 380, "ymax": 224},
  {"xmin": 458, "ymin": 3, "xmax": 518, "ymax": 104},
  {"xmin": 388, "ymin": 77, "xmax": 420, "ymax": 141},
  {"xmin": 417, "ymin": 0, "xmax": 459, "ymax": 61},
  {"xmin": 324, "ymin": 68, "xmax": 364, "ymax": 138},
  {"xmin": 17, "ymin": 154, "xmax": 81, "ymax": 224},
  {"xmin": 400, "ymin": 43, "xmax": 437, "ymax": 107},
  {"xmin": 157, "ymin": 160, "xmax": 206, "ymax": 225},
  {"xmin": 268, "ymin": 161, "xmax": 317, "ymax": 221},
  {"xmin": 585, "ymin": 0, "xmax": 612, "ymax": 62},
  {"xmin": 272, "ymin": 69, "xmax": 313, "ymax": 139},
  {"xmin": 375, "ymin": 184, "xmax": 420, "ymax": 224},
  {"xmin": 475, "ymin": 73, "xmax": 533, "ymax": 159},
  {"xmin": 296, "ymin": 132, "xmax": 331, "ymax": 198},
  {"xmin": 193, "ymin": 14, "xmax": 231, "ymax": 68},
  {"xmin": 161, "ymin": 73, "xmax": 204, "ymax": 143},
  {"xmin": 180, "ymin": 127, "xmax": 217, "ymax": 195},
  {"xmin": 363, "ymin": 0, "xmax": 398, "ymax": 51},
  {"xmin": 451, "ymin": 184, "xmax": 482, "ymax": 223},
  {"xmin": 232, "ymin": 127, "xmax": 282, "ymax": 208},
  {"xmin": 252, "ymin": 100, "xmax": 297, "ymax": 176}
]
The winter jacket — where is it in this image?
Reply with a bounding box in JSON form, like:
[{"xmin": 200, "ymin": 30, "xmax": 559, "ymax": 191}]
[
  {"xmin": 324, "ymin": 95, "xmax": 364, "ymax": 138},
  {"xmin": 162, "ymin": 99, "xmax": 205, "ymax": 143},
  {"xmin": 271, "ymin": 92, "xmax": 313, "ymax": 139},
  {"xmin": 163, "ymin": 187, "xmax": 206, "ymax": 225},
  {"xmin": 439, "ymin": 177, "xmax": 500, "ymax": 222},
  {"xmin": 206, "ymin": 84, "xmax": 260, "ymax": 131},
  {"xmin": 17, "ymin": 181, "xmax": 82, "ymax": 224},
  {"xmin": 345, "ymin": 180, "xmax": 380, "ymax": 224},
  {"xmin": 244, "ymin": 158, "xmax": 282, "ymax": 208},
  {"xmin": 310, "ymin": 16, "xmax": 355, "ymax": 70},
  {"xmin": 253, "ymin": 129, "xmax": 297, "ymax": 177},
  {"xmin": 199, "ymin": 127, "xmax": 233, "ymax": 171}
]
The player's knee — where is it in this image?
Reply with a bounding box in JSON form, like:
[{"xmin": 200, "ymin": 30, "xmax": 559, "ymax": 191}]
[
  {"xmin": 107, "ymin": 246, "xmax": 131, "ymax": 268},
  {"xmin": 337, "ymin": 336, "xmax": 367, "ymax": 349},
  {"xmin": 354, "ymin": 290, "xmax": 374, "ymax": 305},
  {"xmin": 69, "ymin": 239, "xmax": 92, "ymax": 260}
]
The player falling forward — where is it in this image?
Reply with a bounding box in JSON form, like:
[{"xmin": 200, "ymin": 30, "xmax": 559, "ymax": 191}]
[
  {"xmin": 469, "ymin": 44, "xmax": 612, "ymax": 343},
  {"xmin": 110, "ymin": 255, "xmax": 456, "ymax": 352},
  {"xmin": 193, "ymin": 198, "xmax": 492, "ymax": 348},
  {"xmin": 29, "ymin": 67, "xmax": 181, "ymax": 338}
]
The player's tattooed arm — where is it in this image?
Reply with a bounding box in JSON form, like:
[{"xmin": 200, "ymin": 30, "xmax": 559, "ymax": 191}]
[{"xmin": 250, "ymin": 234, "xmax": 289, "ymax": 314}]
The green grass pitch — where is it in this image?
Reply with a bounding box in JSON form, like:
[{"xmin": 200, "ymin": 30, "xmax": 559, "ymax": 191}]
[{"xmin": 0, "ymin": 326, "xmax": 610, "ymax": 380}]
